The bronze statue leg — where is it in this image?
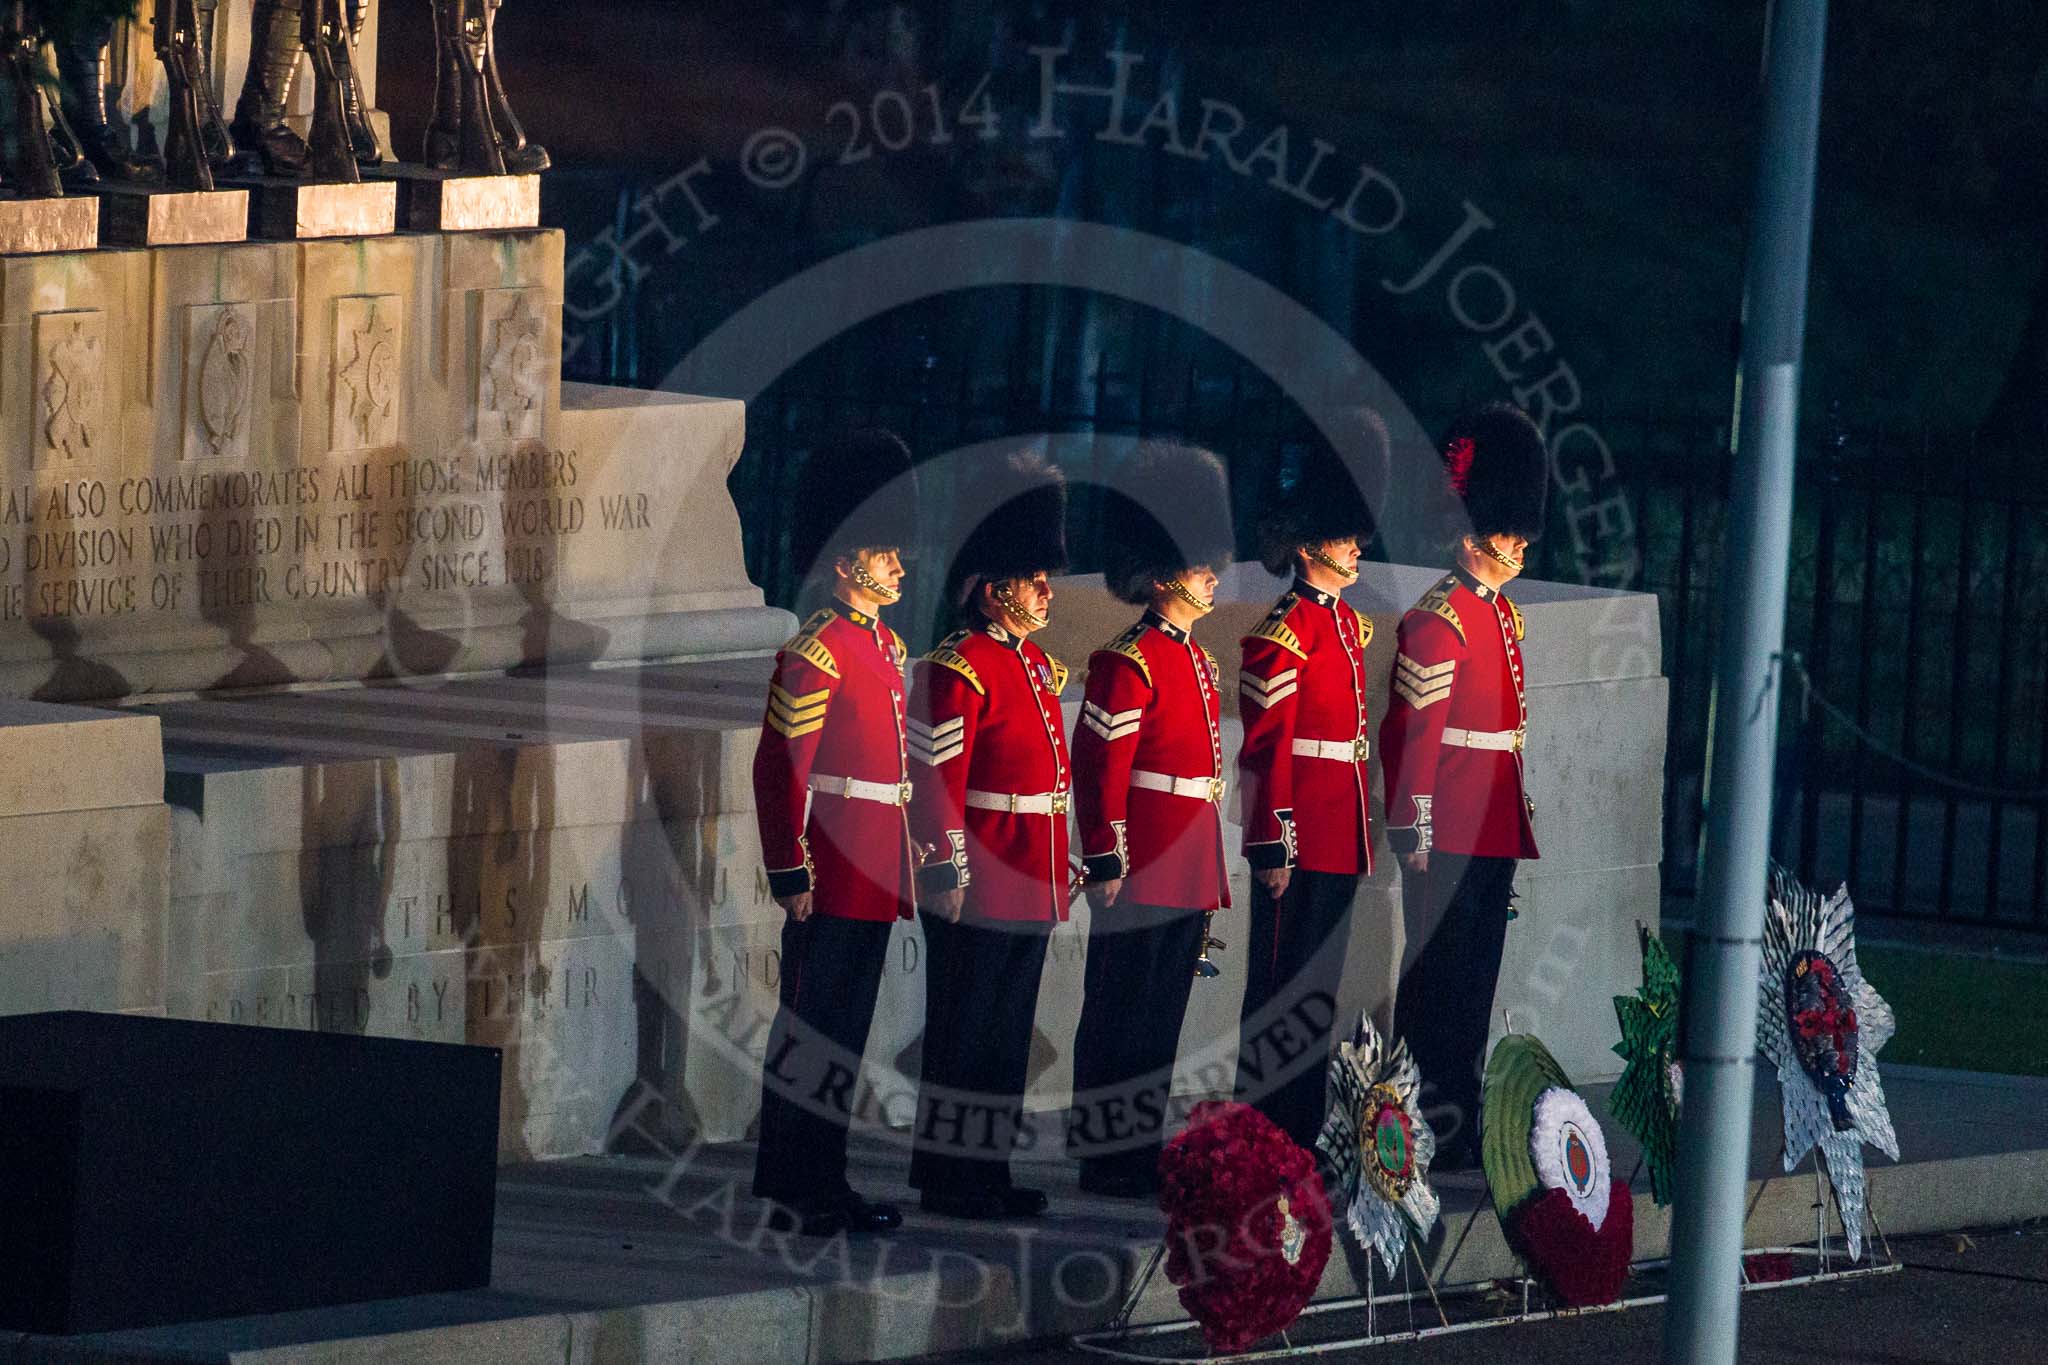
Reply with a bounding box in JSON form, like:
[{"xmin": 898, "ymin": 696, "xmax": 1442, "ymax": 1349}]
[
  {"xmin": 426, "ymin": 0, "xmax": 503, "ymax": 174},
  {"xmin": 1, "ymin": 5, "xmax": 61, "ymax": 198},
  {"xmin": 482, "ymin": 0, "xmax": 546, "ymax": 173},
  {"xmin": 341, "ymin": 0, "xmax": 379, "ymax": 163},
  {"xmin": 301, "ymin": 0, "xmax": 360, "ymax": 181},
  {"xmin": 231, "ymin": 0, "xmax": 310, "ymax": 177},
  {"xmin": 55, "ymin": 15, "xmax": 164, "ymax": 183}
]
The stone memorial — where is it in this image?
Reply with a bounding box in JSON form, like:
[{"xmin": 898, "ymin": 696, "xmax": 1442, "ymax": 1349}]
[{"xmin": 0, "ymin": 3, "xmax": 1667, "ymax": 1166}]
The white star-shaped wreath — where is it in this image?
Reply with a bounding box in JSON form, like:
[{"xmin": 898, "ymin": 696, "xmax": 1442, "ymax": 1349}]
[{"xmin": 1758, "ymin": 865, "xmax": 1899, "ymax": 1260}]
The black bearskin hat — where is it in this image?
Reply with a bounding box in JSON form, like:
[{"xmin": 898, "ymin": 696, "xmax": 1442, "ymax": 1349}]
[
  {"xmin": 1442, "ymin": 403, "xmax": 1548, "ymax": 542},
  {"xmin": 792, "ymin": 429, "xmax": 920, "ymax": 576},
  {"xmin": 948, "ymin": 449, "xmax": 1069, "ymax": 609},
  {"xmin": 1255, "ymin": 409, "xmax": 1388, "ymax": 576},
  {"xmin": 1101, "ymin": 443, "xmax": 1236, "ymax": 606}
]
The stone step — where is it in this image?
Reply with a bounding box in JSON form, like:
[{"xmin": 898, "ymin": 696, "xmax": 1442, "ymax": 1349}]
[{"xmin": 8, "ymin": 1065, "xmax": 2042, "ymax": 1364}]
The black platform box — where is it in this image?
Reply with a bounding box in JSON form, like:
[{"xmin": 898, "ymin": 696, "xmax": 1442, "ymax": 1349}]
[{"xmin": 0, "ymin": 1012, "xmax": 500, "ymax": 1334}]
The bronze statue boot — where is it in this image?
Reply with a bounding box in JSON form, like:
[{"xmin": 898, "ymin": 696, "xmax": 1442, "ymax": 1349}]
[
  {"xmin": 341, "ymin": 0, "xmax": 380, "ymax": 164},
  {"xmin": 483, "ymin": 2, "xmax": 546, "ymax": 172},
  {"xmin": 230, "ymin": 0, "xmax": 310, "ymax": 177},
  {"xmin": 426, "ymin": 0, "xmax": 502, "ymax": 173},
  {"xmin": 193, "ymin": 0, "xmax": 241, "ymax": 173},
  {"xmin": 56, "ymin": 21, "xmax": 162, "ymax": 184},
  {"xmin": 0, "ymin": 5, "xmax": 59, "ymax": 197}
]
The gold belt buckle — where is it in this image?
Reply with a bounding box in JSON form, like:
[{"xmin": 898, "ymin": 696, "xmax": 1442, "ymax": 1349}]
[
  {"xmin": 1511, "ymin": 728, "xmax": 1525, "ymax": 754},
  {"xmin": 1352, "ymin": 736, "xmax": 1369, "ymax": 762},
  {"xmin": 897, "ymin": 781, "xmax": 914, "ymax": 805},
  {"xmin": 1208, "ymin": 777, "xmax": 1226, "ymax": 803},
  {"xmin": 1052, "ymin": 790, "xmax": 1070, "ymax": 816}
]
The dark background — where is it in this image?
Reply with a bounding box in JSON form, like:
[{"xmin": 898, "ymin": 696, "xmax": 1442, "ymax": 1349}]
[{"xmin": 376, "ymin": 1, "xmax": 2048, "ymax": 937}]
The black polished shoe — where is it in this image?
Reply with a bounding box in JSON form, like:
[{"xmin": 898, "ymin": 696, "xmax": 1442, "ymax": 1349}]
[
  {"xmin": 996, "ymin": 1185, "xmax": 1050, "ymax": 1218},
  {"xmin": 762, "ymin": 1198, "xmax": 846, "ymax": 1239},
  {"xmin": 841, "ymin": 1196, "xmax": 904, "ymax": 1235},
  {"xmin": 1077, "ymin": 1167, "xmax": 1159, "ymax": 1201},
  {"xmin": 921, "ymin": 1188, "xmax": 1008, "ymax": 1221}
]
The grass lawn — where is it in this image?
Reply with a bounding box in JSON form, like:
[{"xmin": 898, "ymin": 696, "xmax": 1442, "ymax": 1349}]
[{"xmin": 1857, "ymin": 944, "xmax": 2048, "ymax": 1078}]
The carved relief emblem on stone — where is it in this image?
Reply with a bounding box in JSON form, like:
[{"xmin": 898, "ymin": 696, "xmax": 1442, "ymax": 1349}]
[
  {"xmin": 476, "ymin": 287, "xmax": 548, "ymax": 443},
  {"xmin": 331, "ymin": 294, "xmax": 403, "ymax": 452},
  {"xmin": 33, "ymin": 311, "xmax": 108, "ymax": 466},
  {"xmin": 184, "ymin": 304, "xmax": 259, "ymax": 463}
]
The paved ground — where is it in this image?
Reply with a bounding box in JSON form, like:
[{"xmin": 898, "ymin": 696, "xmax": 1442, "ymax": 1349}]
[
  {"xmin": 943, "ymin": 1221, "xmax": 2048, "ymax": 1365},
  {"xmin": 10, "ymin": 1065, "xmax": 2047, "ymax": 1363}
]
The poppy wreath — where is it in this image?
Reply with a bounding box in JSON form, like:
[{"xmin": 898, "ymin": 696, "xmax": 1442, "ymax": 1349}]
[
  {"xmin": 1158, "ymin": 1101, "xmax": 1334, "ymax": 1354},
  {"xmin": 1482, "ymin": 1034, "xmax": 1634, "ymax": 1308}
]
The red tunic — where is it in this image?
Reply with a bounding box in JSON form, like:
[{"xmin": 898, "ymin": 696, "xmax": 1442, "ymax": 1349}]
[
  {"xmin": 1378, "ymin": 570, "xmax": 1539, "ymax": 860},
  {"xmin": 1073, "ymin": 612, "xmax": 1232, "ymax": 912},
  {"xmin": 1237, "ymin": 581, "xmax": 1375, "ymax": 877},
  {"xmin": 752, "ymin": 602, "xmax": 917, "ymax": 922},
  {"xmin": 907, "ymin": 621, "xmax": 1076, "ymax": 923}
]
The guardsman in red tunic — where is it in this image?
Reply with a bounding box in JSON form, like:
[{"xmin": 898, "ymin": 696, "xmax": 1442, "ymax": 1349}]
[
  {"xmin": 907, "ymin": 452, "xmax": 1072, "ymax": 1220},
  {"xmin": 751, "ymin": 430, "xmax": 919, "ymax": 1237},
  {"xmin": 1067, "ymin": 444, "xmax": 1236, "ymax": 1199},
  {"xmin": 1234, "ymin": 441, "xmax": 1381, "ymax": 1148},
  {"xmin": 1380, "ymin": 404, "xmax": 1547, "ymax": 1167}
]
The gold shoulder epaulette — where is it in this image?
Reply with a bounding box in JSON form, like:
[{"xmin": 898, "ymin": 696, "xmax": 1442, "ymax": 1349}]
[
  {"xmin": 780, "ymin": 610, "xmax": 840, "ymax": 677},
  {"xmin": 1243, "ymin": 593, "xmax": 1307, "ymax": 660},
  {"xmin": 923, "ymin": 631, "xmax": 984, "ymax": 695},
  {"xmin": 1504, "ymin": 595, "xmax": 1525, "ymax": 641},
  {"xmin": 1411, "ymin": 575, "xmax": 1465, "ymax": 645},
  {"xmin": 1045, "ymin": 653, "xmax": 1070, "ymax": 694},
  {"xmin": 1096, "ymin": 623, "xmax": 1152, "ymax": 687}
]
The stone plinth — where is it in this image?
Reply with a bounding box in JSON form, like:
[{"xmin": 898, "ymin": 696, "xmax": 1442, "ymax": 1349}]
[
  {"xmin": 0, "ymin": 234, "xmax": 787, "ymax": 702},
  {"xmin": 0, "ymin": 700, "xmax": 168, "ymax": 1018},
  {"xmin": 130, "ymin": 562, "xmax": 1661, "ymax": 1162}
]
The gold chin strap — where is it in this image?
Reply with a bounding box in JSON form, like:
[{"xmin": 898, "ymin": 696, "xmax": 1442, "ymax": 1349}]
[
  {"xmin": 991, "ymin": 581, "xmax": 1047, "ymax": 630},
  {"xmin": 1163, "ymin": 577, "xmax": 1215, "ymax": 615},
  {"xmin": 1306, "ymin": 546, "xmax": 1360, "ymax": 581},
  {"xmin": 850, "ymin": 559, "xmax": 902, "ymax": 602},
  {"xmin": 1471, "ymin": 537, "xmax": 1524, "ymax": 573}
]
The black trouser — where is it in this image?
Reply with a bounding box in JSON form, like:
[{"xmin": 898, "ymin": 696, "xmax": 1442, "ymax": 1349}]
[
  {"xmin": 1068, "ymin": 901, "xmax": 1206, "ymax": 1182},
  {"xmin": 752, "ymin": 913, "xmax": 894, "ymax": 1206},
  {"xmin": 1234, "ymin": 868, "xmax": 1359, "ymax": 1149},
  {"xmin": 910, "ymin": 911, "xmax": 1052, "ymax": 1196},
  {"xmin": 1393, "ymin": 854, "xmax": 1518, "ymax": 1154}
]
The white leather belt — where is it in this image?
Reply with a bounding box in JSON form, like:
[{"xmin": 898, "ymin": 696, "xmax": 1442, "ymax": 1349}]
[
  {"xmin": 965, "ymin": 788, "xmax": 1071, "ymax": 816},
  {"xmin": 809, "ymin": 773, "xmax": 913, "ymax": 806},
  {"xmin": 1292, "ymin": 737, "xmax": 1369, "ymax": 762},
  {"xmin": 1441, "ymin": 726, "xmax": 1525, "ymax": 753},
  {"xmin": 1131, "ymin": 769, "xmax": 1227, "ymax": 803}
]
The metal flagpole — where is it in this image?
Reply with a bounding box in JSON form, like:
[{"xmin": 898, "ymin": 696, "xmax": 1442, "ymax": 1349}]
[{"xmin": 1662, "ymin": 2, "xmax": 1829, "ymax": 1363}]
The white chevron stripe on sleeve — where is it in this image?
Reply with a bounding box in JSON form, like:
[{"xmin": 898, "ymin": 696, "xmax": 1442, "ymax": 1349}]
[
  {"xmin": 1081, "ymin": 701, "xmax": 1142, "ymax": 742},
  {"xmin": 1392, "ymin": 653, "xmax": 1455, "ymax": 710},
  {"xmin": 1240, "ymin": 668, "xmax": 1299, "ymax": 710},
  {"xmin": 1240, "ymin": 680, "xmax": 1299, "ymax": 710},
  {"xmin": 909, "ymin": 735, "xmax": 966, "ymax": 766},
  {"xmin": 906, "ymin": 715, "xmax": 965, "ymax": 745}
]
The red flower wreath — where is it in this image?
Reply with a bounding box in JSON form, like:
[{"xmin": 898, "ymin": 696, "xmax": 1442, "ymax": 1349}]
[{"xmin": 1157, "ymin": 1101, "xmax": 1334, "ymax": 1354}]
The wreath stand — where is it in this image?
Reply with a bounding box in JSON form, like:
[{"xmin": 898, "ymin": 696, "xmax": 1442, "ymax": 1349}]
[{"xmin": 1070, "ymin": 1153, "xmax": 1898, "ymax": 1363}]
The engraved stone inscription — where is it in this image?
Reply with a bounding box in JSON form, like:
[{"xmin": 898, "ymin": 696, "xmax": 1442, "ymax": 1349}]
[
  {"xmin": 183, "ymin": 304, "xmax": 258, "ymax": 463},
  {"xmin": 331, "ymin": 295, "xmax": 402, "ymax": 453},
  {"xmin": 33, "ymin": 311, "xmax": 107, "ymax": 466}
]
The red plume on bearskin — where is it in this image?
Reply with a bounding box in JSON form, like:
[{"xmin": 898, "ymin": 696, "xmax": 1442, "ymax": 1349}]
[
  {"xmin": 1440, "ymin": 403, "xmax": 1547, "ymax": 541},
  {"xmin": 1157, "ymin": 1102, "xmax": 1332, "ymax": 1354}
]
